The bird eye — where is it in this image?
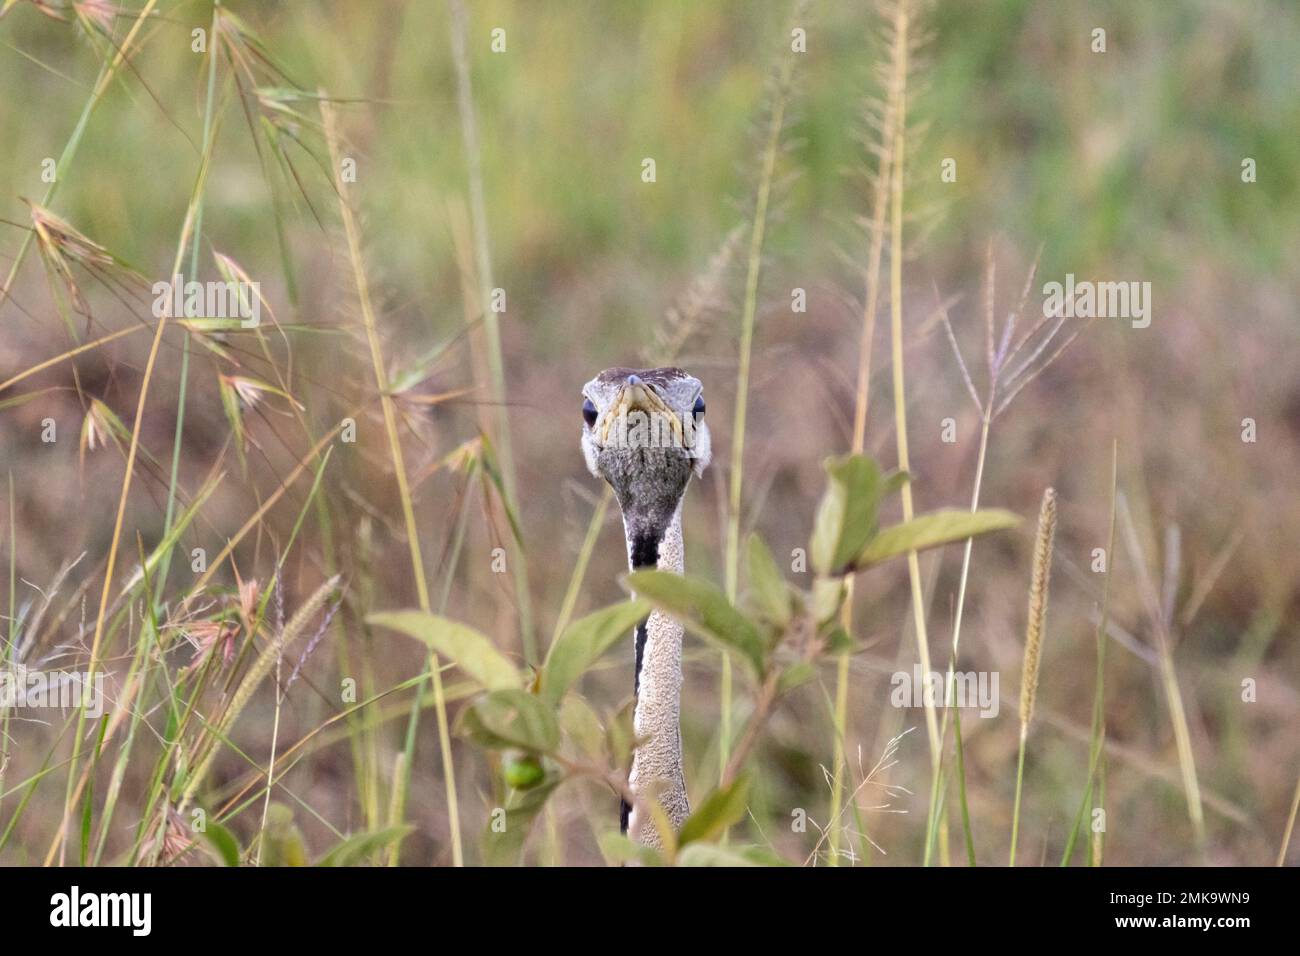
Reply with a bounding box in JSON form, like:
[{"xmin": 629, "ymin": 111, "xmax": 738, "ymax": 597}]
[
  {"xmin": 582, "ymin": 398, "xmax": 598, "ymax": 428},
  {"xmin": 693, "ymin": 395, "xmax": 706, "ymax": 419}
]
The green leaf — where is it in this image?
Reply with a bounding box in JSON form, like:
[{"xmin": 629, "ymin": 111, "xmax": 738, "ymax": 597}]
[
  {"xmin": 369, "ymin": 610, "xmax": 521, "ymax": 691},
  {"xmin": 852, "ymin": 508, "xmax": 1021, "ymax": 570},
  {"xmin": 777, "ymin": 661, "xmax": 816, "ymax": 695},
  {"xmin": 625, "ymin": 570, "xmax": 767, "ymax": 677},
  {"xmin": 823, "ymin": 626, "xmax": 853, "ymax": 655},
  {"xmin": 810, "ymin": 456, "xmax": 908, "ymax": 574},
  {"xmin": 811, "ymin": 577, "xmax": 846, "ymax": 625},
  {"xmin": 316, "ymin": 825, "xmax": 414, "ymax": 866},
  {"xmin": 540, "ymin": 600, "xmax": 649, "ymax": 705},
  {"xmin": 261, "ymin": 803, "xmax": 308, "ymax": 867},
  {"xmin": 678, "ymin": 773, "xmax": 752, "ymax": 846},
  {"xmin": 456, "ymin": 689, "xmax": 560, "ymax": 753},
  {"xmin": 484, "ymin": 779, "xmax": 560, "ymax": 866},
  {"xmin": 737, "ymin": 845, "xmax": 792, "ymax": 866},
  {"xmin": 202, "ymin": 821, "xmax": 243, "ymax": 867},
  {"xmin": 745, "ymin": 534, "xmax": 791, "ymax": 628},
  {"xmin": 605, "ymin": 699, "xmax": 638, "ymax": 768},
  {"xmin": 558, "ymin": 694, "xmax": 606, "ymax": 762},
  {"xmin": 598, "ymin": 831, "xmax": 664, "ymax": 867},
  {"xmin": 676, "ymin": 843, "xmax": 762, "ymax": 866}
]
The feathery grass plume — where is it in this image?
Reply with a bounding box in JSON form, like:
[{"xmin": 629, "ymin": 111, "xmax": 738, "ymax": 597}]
[
  {"xmin": 924, "ymin": 241, "xmax": 1088, "ymax": 864},
  {"xmin": 25, "ymin": 200, "xmax": 145, "ymax": 341},
  {"xmin": 1019, "ymin": 487, "xmax": 1057, "ymax": 729},
  {"xmin": 831, "ymin": 0, "xmax": 934, "ymax": 866},
  {"xmin": 0, "ymin": 0, "xmax": 160, "ymax": 307},
  {"xmin": 1010, "ymin": 486, "xmax": 1056, "ymax": 865},
  {"xmin": 651, "ymin": 224, "xmax": 744, "ymax": 365},
  {"xmin": 178, "ymin": 575, "xmax": 340, "ymax": 811},
  {"xmin": 719, "ymin": 0, "xmax": 806, "ymax": 790},
  {"xmin": 47, "ymin": 36, "xmax": 221, "ymax": 864}
]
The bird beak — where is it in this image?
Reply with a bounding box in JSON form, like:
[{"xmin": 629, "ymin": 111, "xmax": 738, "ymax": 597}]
[{"xmin": 598, "ymin": 377, "xmax": 685, "ymax": 445}]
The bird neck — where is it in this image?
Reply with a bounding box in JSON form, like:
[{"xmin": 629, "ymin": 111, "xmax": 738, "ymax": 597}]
[{"xmin": 623, "ymin": 503, "xmax": 689, "ymax": 845}]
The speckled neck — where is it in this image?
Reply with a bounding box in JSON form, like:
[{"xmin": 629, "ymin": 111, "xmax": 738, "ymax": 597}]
[{"xmin": 622, "ymin": 504, "xmax": 689, "ymax": 846}]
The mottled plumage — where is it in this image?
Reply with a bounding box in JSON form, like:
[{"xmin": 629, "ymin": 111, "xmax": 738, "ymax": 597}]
[{"xmin": 580, "ymin": 367, "xmax": 710, "ymax": 847}]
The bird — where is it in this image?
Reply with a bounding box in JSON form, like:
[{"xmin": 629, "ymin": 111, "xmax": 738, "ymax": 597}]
[{"xmin": 579, "ymin": 366, "xmax": 711, "ymax": 847}]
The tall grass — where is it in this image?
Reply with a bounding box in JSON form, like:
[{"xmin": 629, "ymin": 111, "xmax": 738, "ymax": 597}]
[
  {"xmin": 47, "ymin": 78, "xmax": 218, "ymax": 866},
  {"xmin": 448, "ymin": 0, "xmax": 535, "ymax": 665},
  {"xmin": 721, "ymin": 1, "xmax": 802, "ymax": 788},
  {"xmin": 321, "ymin": 98, "xmax": 462, "ymax": 866},
  {"xmin": 1010, "ymin": 487, "xmax": 1057, "ymax": 866},
  {"xmin": 1061, "ymin": 441, "xmax": 1117, "ymax": 866},
  {"xmin": 831, "ymin": 0, "xmax": 912, "ymax": 867}
]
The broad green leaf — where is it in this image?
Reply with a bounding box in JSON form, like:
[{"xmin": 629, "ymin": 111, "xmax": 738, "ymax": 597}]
[
  {"xmin": 852, "ymin": 508, "xmax": 1021, "ymax": 570},
  {"xmin": 456, "ymin": 689, "xmax": 560, "ymax": 753},
  {"xmin": 625, "ymin": 570, "xmax": 767, "ymax": 676},
  {"xmin": 738, "ymin": 845, "xmax": 791, "ymax": 866},
  {"xmin": 558, "ymin": 694, "xmax": 606, "ymax": 762},
  {"xmin": 811, "ymin": 577, "xmax": 845, "ymax": 625},
  {"xmin": 316, "ymin": 825, "xmax": 413, "ymax": 866},
  {"xmin": 598, "ymin": 832, "xmax": 664, "ymax": 867},
  {"xmin": 369, "ymin": 610, "xmax": 521, "ymax": 691},
  {"xmin": 484, "ymin": 779, "xmax": 560, "ymax": 866},
  {"xmin": 540, "ymin": 599, "xmax": 649, "ymax": 705},
  {"xmin": 777, "ymin": 661, "xmax": 816, "ymax": 695},
  {"xmin": 745, "ymin": 534, "xmax": 791, "ymax": 628},
  {"xmin": 676, "ymin": 843, "xmax": 762, "ymax": 866},
  {"xmin": 201, "ymin": 821, "xmax": 243, "ymax": 867},
  {"xmin": 262, "ymin": 803, "xmax": 308, "ymax": 867},
  {"xmin": 810, "ymin": 456, "xmax": 908, "ymax": 574},
  {"xmin": 677, "ymin": 773, "xmax": 752, "ymax": 846},
  {"xmin": 605, "ymin": 699, "xmax": 638, "ymax": 767}
]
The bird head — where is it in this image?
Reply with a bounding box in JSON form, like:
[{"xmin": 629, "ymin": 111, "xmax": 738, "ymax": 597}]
[{"xmin": 580, "ymin": 367, "xmax": 710, "ymax": 556}]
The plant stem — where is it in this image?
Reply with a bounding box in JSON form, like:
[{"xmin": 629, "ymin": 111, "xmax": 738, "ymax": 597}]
[
  {"xmin": 1278, "ymin": 774, "xmax": 1300, "ymax": 866},
  {"xmin": 1009, "ymin": 724, "xmax": 1027, "ymax": 866},
  {"xmin": 721, "ymin": 21, "xmax": 797, "ymax": 787},
  {"xmin": 322, "ymin": 99, "xmax": 462, "ymax": 866},
  {"xmin": 448, "ymin": 0, "xmax": 534, "ymax": 663},
  {"xmin": 883, "ymin": 0, "xmax": 941, "ymax": 805},
  {"xmin": 924, "ymin": 410, "xmax": 991, "ymax": 865},
  {"xmin": 831, "ymin": 0, "xmax": 904, "ymax": 863},
  {"xmin": 1061, "ymin": 440, "xmax": 1117, "ymax": 866},
  {"xmin": 156, "ymin": 0, "xmax": 222, "ymax": 603}
]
